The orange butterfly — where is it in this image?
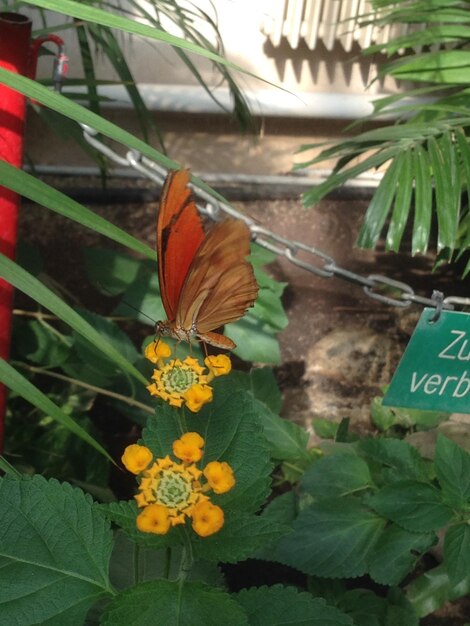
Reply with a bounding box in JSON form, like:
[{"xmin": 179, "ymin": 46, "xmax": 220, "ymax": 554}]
[{"xmin": 155, "ymin": 169, "xmax": 258, "ymax": 350}]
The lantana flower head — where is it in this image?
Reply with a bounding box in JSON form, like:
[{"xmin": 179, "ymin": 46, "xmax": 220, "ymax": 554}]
[
  {"xmin": 145, "ymin": 341, "xmax": 231, "ymax": 412},
  {"xmin": 122, "ymin": 434, "xmax": 235, "ymax": 537}
]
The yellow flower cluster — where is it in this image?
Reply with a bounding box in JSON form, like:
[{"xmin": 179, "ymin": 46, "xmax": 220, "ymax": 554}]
[
  {"xmin": 121, "ymin": 435, "xmax": 236, "ymax": 537},
  {"xmin": 144, "ymin": 341, "xmax": 231, "ymax": 413}
]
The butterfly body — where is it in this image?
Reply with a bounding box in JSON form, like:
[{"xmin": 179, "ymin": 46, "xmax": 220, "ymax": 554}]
[{"xmin": 156, "ymin": 169, "xmax": 258, "ymax": 350}]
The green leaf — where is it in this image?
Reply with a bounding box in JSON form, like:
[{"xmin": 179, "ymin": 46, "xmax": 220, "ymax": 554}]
[
  {"xmin": 215, "ymin": 375, "xmax": 308, "ymax": 462},
  {"xmin": 65, "ymin": 309, "xmax": 140, "ymax": 386},
  {"xmin": 301, "ymin": 453, "xmax": 373, "ymax": 499},
  {"xmin": 109, "ymin": 531, "xmax": 224, "ymax": 591},
  {"xmin": 428, "ymin": 135, "xmax": 459, "ymax": 251},
  {"xmin": 227, "ymin": 314, "xmax": 281, "ymax": 364},
  {"xmin": 444, "ymin": 523, "xmax": 470, "ymax": 586},
  {"xmin": 276, "ymin": 498, "xmax": 386, "ymax": 578},
  {"xmin": 101, "ymin": 580, "xmax": 248, "ymax": 625},
  {"xmin": 15, "ymin": 319, "xmax": 71, "ymax": 367},
  {"xmin": 228, "ymin": 368, "xmax": 282, "ymax": 414},
  {"xmin": 84, "ymin": 247, "xmax": 144, "ymax": 296},
  {"xmin": 390, "ymin": 50, "xmax": 470, "ymax": 84},
  {"xmin": 339, "ymin": 588, "xmax": 418, "ymax": 626},
  {"xmin": 143, "ymin": 389, "xmax": 273, "ymax": 514},
  {"xmin": 255, "ymin": 400, "xmax": 309, "ymax": 463},
  {"xmin": 312, "ymin": 418, "xmax": 340, "ymax": 439},
  {"xmin": 406, "ymin": 563, "xmax": 470, "ymax": 618},
  {"xmin": 0, "ymin": 253, "xmax": 146, "ymax": 385},
  {"xmin": 370, "ymin": 395, "xmax": 448, "ymax": 432},
  {"xmin": 369, "ymin": 524, "xmax": 436, "ymax": 586},
  {"xmin": 368, "ymin": 481, "xmax": 453, "ymax": 532},
  {"xmin": 0, "ymin": 160, "xmax": 153, "ymax": 260},
  {"xmin": 0, "ymin": 358, "xmax": 112, "ymax": 461},
  {"xmin": 412, "ymin": 144, "xmax": 433, "ymax": 254},
  {"xmin": 0, "ymin": 475, "xmax": 114, "ymax": 624},
  {"xmin": 358, "ymin": 437, "xmax": 429, "ymax": 483},
  {"xmin": 357, "ymin": 154, "xmax": 403, "ymax": 248},
  {"xmin": 192, "ymin": 511, "xmax": 289, "ymax": 564},
  {"xmin": 386, "ymin": 149, "xmax": 413, "ymax": 252},
  {"xmin": 434, "ymin": 434, "xmax": 470, "ymax": 506},
  {"xmin": 236, "ymin": 585, "xmax": 354, "ymax": 626}
]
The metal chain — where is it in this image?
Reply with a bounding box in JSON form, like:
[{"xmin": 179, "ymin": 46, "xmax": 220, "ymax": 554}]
[{"xmin": 80, "ymin": 124, "xmax": 468, "ymax": 314}]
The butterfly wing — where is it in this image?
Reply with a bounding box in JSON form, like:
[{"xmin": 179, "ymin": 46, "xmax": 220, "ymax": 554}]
[
  {"xmin": 157, "ymin": 169, "xmax": 205, "ymax": 322},
  {"xmin": 176, "ymin": 218, "xmax": 258, "ymax": 334}
]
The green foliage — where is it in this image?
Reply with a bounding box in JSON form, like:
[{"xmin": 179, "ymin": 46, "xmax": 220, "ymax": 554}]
[
  {"xmin": 263, "ymin": 434, "xmax": 469, "ymax": 606},
  {"xmin": 235, "ymin": 585, "xmax": 354, "ymax": 625},
  {"xmin": 371, "ymin": 392, "xmax": 449, "ymax": 433},
  {"xmin": 297, "ymin": 0, "xmax": 470, "ymax": 273},
  {"xmin": 0, "ymin": 475, "xmax": 114, "ymax": 625},
  {"xmin": 101, "ymin": 580, "xmax": 249, "ymax": 626},
  {"xmin": 142, "ymin": 389, "xmax": 274, "ymax": 514}
]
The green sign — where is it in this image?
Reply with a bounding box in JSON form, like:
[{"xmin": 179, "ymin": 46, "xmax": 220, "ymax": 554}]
[{"xmin": 383, "ymin": 308, "xmax": 470, "ymax": 414}]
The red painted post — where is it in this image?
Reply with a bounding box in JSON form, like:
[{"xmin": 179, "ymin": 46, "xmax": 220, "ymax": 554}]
[{"xmin": 0, "ymin": 12, "xmax": 32, "ymax": 453}]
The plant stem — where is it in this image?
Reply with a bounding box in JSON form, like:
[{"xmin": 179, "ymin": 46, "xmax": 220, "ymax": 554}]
[
  {"xmin": 13, "ymin": 309, "xmax": 137, "ymax": 322},
  {"xmin": 13, "ymin": 361, "xmax": 154, "ymax": 414},
  {"xmin": 163, "ymin": 546, "xmax": 172, "ymax": 579},
  {"xmin": 134, "ymin": 542, "xmax": 141, "ymax": 584},
  {"xmin": 178, "ymin": 527, "xmax": 194, "ymax": 582}
]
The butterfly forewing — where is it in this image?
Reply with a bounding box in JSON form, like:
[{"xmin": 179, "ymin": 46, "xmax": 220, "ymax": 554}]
[
  {"xmin": 156, "ymin": 170, "xmax": 258, "ymax": 349},
  {"xmin": 157, "ymin": 169, "xmax": 205, "ymax": 321}
]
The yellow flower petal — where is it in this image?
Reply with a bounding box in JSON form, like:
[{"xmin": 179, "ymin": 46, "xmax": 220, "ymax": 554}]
[
  {"xmin": 183, "ymin": 384, "xmax": 213, "ymax": 413},
  {"xmin": 203, "ymin": 461, "xmax": 236, "ymax": 494},
  {"xmin": 121, "ymin": 444, "xmax": 153, "ymax": 475},
  {"xmin": 191, "ymin": 500, "xmax": 224, "ymax": 537},
  {"xmin": 145, "ymin": 340, "xmax": 171, "ymax": 363},
  {"xmin": 204, "ymin": 354, "xmax": 232, "ymax": 379},
  {"xmin": 136, "ymin": 503, "xmax": 171, "ymax": 535},
  {"xmin": 172, "ymin": 432, "xmax": 205, "ymax": 463}
]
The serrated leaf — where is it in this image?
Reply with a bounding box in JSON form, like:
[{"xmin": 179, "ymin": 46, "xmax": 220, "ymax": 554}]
[
  {"xmin": 368, "ymin": 481, "xmax": 453, "ymax": 532},
  {"xmin": 192, "ymin": 511, "xmax": 289, "ymax": 563},
  {"xmin": 369, "ymin": 525, "xmax": 436, "ymax": 586},
  {"xmin": 101, "ymin": 580, "xmax": 248, "ymax": 625},
  {"xmin": 142, "ymin": 389, "xmax": 273, "ymax": 513},
  {"xmin": 276, "ymin": 498, "xmax": 386, "ymax": 578},
  {"xmin": 215, "ymin": 375, "xmax": 307, "ymax": 462},
  {"xmin": 434, "ymin": 434, "xmax": 470, "ymax": 506},
  {"xmin": 0, "ymin": 475, "xmax": 113, "ymax": 625},
  {"xmin": 443, "ymin": 523, "xmax": 470, "ymax": 586},
  {"xmin": 358, "ymin": 437, "xmax": 429, "ymax": 483},
  {"xmin": 301, "ymin": 453, "xmax": 372, "ymax": 499},
  {"xmin": 236, "ymin": 585, "xmax": 354, "ymax": 626},
  {"xmin": 227, "ymin": 368, "xmax": 282, "ymax": 414}
]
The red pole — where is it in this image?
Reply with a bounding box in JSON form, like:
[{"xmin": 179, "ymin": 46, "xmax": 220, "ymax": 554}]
[{"xmin": 0, "ymin": 12, "xmax": 32, "ymax": 453}]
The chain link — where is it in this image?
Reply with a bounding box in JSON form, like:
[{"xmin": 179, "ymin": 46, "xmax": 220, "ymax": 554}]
[{"xmin": 80, "ymin": 123, "xmax": 468, "ymax": 314}]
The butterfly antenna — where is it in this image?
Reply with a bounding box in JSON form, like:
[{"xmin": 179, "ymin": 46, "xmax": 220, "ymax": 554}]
[{"xmin": 97, "ymin": 281, "xmax": 157, "ymax": 326}]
